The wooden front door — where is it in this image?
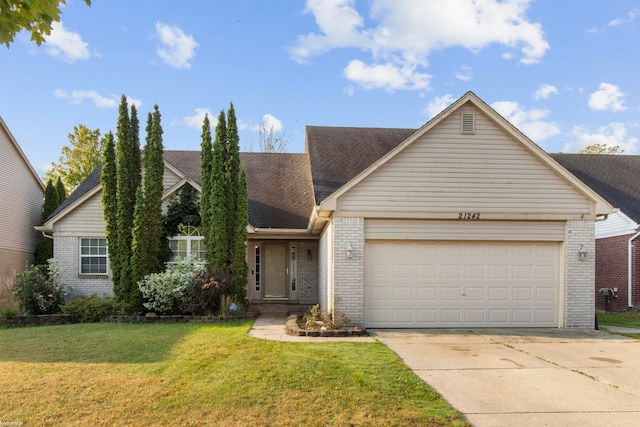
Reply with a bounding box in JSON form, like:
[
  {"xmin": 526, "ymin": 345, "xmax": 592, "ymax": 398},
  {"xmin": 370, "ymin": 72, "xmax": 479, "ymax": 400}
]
[{"xmin": 263, "ymin": 243, "xmax": 288, "ymax": 299}]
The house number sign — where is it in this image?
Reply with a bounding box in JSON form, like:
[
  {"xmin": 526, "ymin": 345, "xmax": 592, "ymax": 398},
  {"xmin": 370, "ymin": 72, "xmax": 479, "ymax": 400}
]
[{"xmin": 458, "ymin": 212, "xmax": 480, "ymax": 220}]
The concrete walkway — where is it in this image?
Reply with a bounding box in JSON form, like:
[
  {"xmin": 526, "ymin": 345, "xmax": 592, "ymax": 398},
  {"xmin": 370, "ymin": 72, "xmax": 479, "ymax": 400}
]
[
  {"xmin": 370, "ymin": 328, "xmax": 640, "ymax": 427},
  {"xmin": 248, "ymin": 313, "xmax": 374, "ymax": 342}
]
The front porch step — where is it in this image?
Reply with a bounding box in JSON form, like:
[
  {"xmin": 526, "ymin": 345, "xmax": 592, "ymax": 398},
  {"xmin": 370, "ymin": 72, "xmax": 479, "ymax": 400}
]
[{"xmin": 248, "ymin": 303, "xmax": 310, "ymax": 317}]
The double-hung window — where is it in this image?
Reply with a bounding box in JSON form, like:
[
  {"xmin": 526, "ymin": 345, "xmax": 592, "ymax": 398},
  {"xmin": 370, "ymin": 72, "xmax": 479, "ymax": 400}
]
[
  {"xmin": 168, "ymin": 225, "xmax": 205, "ymax": 264},
  {"xmin": 80, "ymin": 238, "xmax": 108, "ymax": 274}
]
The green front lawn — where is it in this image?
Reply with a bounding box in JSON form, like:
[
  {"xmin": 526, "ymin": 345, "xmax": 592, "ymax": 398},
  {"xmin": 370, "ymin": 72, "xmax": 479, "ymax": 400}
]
[
  {"xmin": 0, "ymin": 322, "xmax": 469, "ymax": 426},
  {"xmin": 597, "ymin": 310, "xmax": 640, "ymax": 339}
]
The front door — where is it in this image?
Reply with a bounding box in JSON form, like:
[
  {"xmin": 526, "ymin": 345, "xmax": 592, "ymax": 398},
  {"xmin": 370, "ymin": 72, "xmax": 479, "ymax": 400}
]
[{"xmin": 263, "ymin": 243, "xmax": 288, "ymax": 299}]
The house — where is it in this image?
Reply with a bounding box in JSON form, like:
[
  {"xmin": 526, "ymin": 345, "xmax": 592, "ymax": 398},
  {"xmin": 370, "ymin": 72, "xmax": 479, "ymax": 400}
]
[
  {"xmin": 551, "ymin": 154, "xmax": 640, "ymax": 313},
  {"xmin": 38, "ymin": 92, "xmax": 614, "ymax": 329},
  {"xmin": 0, "ymin": 116, "xmax": 46, "ymax": 285}
]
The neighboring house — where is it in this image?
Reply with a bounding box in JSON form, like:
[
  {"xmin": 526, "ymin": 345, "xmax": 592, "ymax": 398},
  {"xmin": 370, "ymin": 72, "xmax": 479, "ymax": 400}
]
[
  {"xmin": 0, "ymin": 116, "xmax": 46, "ymax": 285},
  {"xmin": 552, "ymin": 154, "xmax": 640, "ymax": 313},
  {"xmin": 38, "ymin": 92, "xmax": 614, "ymax": 329}
]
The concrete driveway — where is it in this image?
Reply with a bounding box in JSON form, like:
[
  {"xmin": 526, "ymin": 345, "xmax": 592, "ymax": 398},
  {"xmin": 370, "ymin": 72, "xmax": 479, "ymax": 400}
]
[{"xmin": 370, "ymin": 328, "xmax": 640, "ymax": 427}]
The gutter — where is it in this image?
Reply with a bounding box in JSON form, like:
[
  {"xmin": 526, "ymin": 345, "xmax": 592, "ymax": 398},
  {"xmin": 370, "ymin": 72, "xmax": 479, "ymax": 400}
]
[
  {"xmin": 34, "ymin": 225, "xmax": 54, "ymax": 240},
  {"xmin": 628, "ymin": 229, "xmax": 640, "ymax": 308}
]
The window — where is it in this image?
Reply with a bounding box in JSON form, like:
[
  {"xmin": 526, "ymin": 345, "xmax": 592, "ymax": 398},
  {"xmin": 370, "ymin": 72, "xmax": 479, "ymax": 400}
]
[
  {"xmin": 168, "ymin": 225, "xmax": 205, "ymax": 263},
  {"xmin": 255, "ymin": 245, "xmax": 261, "ymax": 291},
  {"xmin": 80, "ymin": 238, "xmax": 108, "ymax": 274}
]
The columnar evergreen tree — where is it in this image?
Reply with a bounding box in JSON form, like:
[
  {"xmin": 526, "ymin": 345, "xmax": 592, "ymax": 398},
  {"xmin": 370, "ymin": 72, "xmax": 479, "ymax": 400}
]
[
  {"xmin": 55, "ymin": 177, "xmax": 66, "ymax": 203},
  {"xmin": 100, "ymin": 132, "xmax": 118, "ymax": 286},
  {"xmin": 131, "ymin": 107, "xmax": 165, "ymax": 286},
  {"xmin": 207, "ymin": 110, "xmax": 229, "ymax": 270},
  {"xmin": 199, "ymin": 114, "xmax": 213, "ymax": 252},
  {"xmin": 130, "ymin": 187, "xmax": 149, "ymax": 308},
  {"xmin": 34, "ymin": 179, "xmax": 60, "ymax": 265},
  {"xmin": 114, "ymin": 96, "xmax": 142, "ymax": 312},
  {"xmin": 202, "ymin": 103, "xmax": 249, "ymax": 304}
]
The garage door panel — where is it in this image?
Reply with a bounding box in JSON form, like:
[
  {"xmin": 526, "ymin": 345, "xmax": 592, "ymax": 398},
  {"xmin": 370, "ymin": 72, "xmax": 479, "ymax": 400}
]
[{"xmin": 365, "ymin": 241, "xmax": 559, "ymax": 328}]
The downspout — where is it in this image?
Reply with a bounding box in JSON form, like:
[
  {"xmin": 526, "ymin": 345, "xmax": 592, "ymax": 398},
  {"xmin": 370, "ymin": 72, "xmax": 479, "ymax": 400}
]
[{"xmin": 628, "ymin": 230, "xmax": 640, "ymax": 308}]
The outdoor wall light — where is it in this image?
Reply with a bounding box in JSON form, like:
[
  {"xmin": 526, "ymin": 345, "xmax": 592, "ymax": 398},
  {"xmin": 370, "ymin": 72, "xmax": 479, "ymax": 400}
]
[
  {"xmin": 578, "ymin": 244, "xmax": 588, "ymax": 260},
  {"xmin": 346, "ymin": 242, "xmax": 353, "ymax": 258}
]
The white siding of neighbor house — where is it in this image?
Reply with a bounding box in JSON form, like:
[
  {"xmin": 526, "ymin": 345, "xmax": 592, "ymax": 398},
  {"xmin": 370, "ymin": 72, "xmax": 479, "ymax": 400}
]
[
  {"xmin": 595, "ymin": 211, "xmax": 638, "ymax": 239},
  {"xmin": 337, "ymin": 105, "xmax": 592, "ymax": 217},
  {"xmin": 0, "ymin": 121, "xmax": 44, "ymax": 275}
]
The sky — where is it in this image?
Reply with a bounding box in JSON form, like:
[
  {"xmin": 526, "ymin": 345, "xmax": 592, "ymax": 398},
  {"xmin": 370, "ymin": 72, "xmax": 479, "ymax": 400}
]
[{"xmin": 1, "ymin": 0, "xmax": 639, "ymax": 177}]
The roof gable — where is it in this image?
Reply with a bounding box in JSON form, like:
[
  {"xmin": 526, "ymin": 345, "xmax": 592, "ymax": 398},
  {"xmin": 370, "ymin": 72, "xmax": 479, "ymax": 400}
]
[
  {"xmin": 0, "ymin": 116, "xmax": 45, "ymax": 192},
  {"xmin": 314, "ymin": 92, "xmax": 613, "ymax": 218}
]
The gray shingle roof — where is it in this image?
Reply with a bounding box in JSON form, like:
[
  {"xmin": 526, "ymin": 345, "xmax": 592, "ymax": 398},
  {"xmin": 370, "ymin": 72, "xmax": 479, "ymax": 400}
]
[
  {"xmin": 48, "ymin": 150, "xmax": 314, "ymax": 230},
  {"xmin": 306, "ymin": 126, "xmax": 416, "ymax": 203},
  {"xmin": 552, "ymin": 153, "xmax": 640, "ymax": 223}
]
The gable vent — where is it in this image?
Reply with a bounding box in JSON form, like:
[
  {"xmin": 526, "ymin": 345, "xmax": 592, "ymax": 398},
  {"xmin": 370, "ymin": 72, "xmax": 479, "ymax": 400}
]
[{"xmin": 461, "ymin": 113, "xmax": 475, "ymax": 134}]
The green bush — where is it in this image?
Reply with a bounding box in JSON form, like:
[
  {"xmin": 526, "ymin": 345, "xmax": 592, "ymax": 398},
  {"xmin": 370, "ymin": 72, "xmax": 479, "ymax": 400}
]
[
  {"xmin": 137, "ymin": 258, "xmax": 205, "ymax": 315},
  {"xmin": 184, "ymin": 268, "xmax": 237, "ymax": 316},
  {"xmin": 0, "ymin": 306, "xmax": 18, "ymax": 317},
  {"xmin": 63, "ymin": 295, "xmax": 126, "ymax": 322},
  {"xmin": 12, "ymin": 259, "xmax": 65, "ymax": 315}
]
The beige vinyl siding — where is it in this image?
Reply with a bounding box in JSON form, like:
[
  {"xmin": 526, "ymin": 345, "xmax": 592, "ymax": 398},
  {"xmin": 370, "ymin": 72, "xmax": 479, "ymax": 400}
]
[
  {"xmin": 0, "ymin": 124, "xmax": 44, "ymax": 254},
  {"xmin": 54, "ymin": 192, "xmax": 106, "ymax": 235},
  {"xmin": 162, "ymin": 165, "xmax": 183, "ymax": 190},
  {"xmin": 338, "ymin": 105, "xmax": 591, "ymax": 217},
  {"xmin": 366, "ymin": 219, "xmax": 566, "ymax": 241}
]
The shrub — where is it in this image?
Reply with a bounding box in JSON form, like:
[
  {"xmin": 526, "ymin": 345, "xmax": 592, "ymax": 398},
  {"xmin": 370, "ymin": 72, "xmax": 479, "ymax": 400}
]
[
  {"xmin": 137, "ymin": 258, "xmax": 205, "ymax": 315},
  {"xmin": 12, "ymin": 259, "xmax": 65, "ymax": 315},
  {"xmin": 183, "ymin": 268, "xmax": 236, "ymax": 316},
  {"xmin": 0, "ymin": 275, "xmax": 18, "ymax": 316},
  {"xmin": 63, "ymin": 295, "xmax": 126, "ymax": 322}
]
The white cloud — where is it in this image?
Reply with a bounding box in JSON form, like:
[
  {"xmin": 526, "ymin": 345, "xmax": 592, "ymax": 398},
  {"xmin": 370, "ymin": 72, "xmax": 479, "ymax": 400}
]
[
  {"xmin": 423, "ymin": 94, "xmax": 456, "ymax": 119},
  {"xmin": 252, "ymin": 114, "xmax": 284, "ymax": 133},
  {"xmin": 588, "ymin": 83, "xmax": 627, "ymax": 112},
  {"xmin": 564, "ymin": 122, "xmax": 638, "ymax": 154},
  {"xmin": 534, "ymin": 83, "xmax": 558, "ymax": 100},
  {"xmin": 155, "ymin": 22, "xmax": 198, "ymax": 69},
  {"xmin": 182, "ymin": 108, "xmax": 213, "ymax": 129},
  {"xmin": 492, "ymin": 100, "xmax": 560, "ymax": 142},
  {"xmin": 609, "ymin": 8, "xmax": 638, "ymax": 27},
  {"xmin": 454, "ymin": 65, "xmax": 472, "ymax": 82},
  {"xmin": 44, "ymin": 22, "xmax": 90, "ymax": 62},
  {"xmin": 54, "ymin": 89, "xmax": 142, "ymax": 109},
  {"xmin": 343, "ymin": 59, "xmax": 430, "ymax": 91},
  {"xmin": 291, "ymin": 0, "xmax": 548, "ymax": 91}
]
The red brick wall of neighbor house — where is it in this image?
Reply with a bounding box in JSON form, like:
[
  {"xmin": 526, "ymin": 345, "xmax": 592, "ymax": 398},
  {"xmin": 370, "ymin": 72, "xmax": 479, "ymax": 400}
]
[{"xmin": 595, "ymin": 234, "xmax": 640, "ymax": 312}]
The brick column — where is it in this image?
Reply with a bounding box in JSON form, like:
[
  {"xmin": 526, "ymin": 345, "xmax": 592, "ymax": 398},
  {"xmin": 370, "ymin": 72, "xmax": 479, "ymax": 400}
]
[
  {"xmin": 332, "ymin": 217, "xmax": 365, "ymax": 326},
  {"xmin": 565, "ymin": 220, "xmax": 595, "ymax": 328}
]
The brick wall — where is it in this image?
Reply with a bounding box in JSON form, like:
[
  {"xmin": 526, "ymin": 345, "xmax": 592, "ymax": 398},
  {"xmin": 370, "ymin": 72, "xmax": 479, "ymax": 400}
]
[
  {"xmin": 296, "ymin": 241, "xmax": 319, "ymax": 305},
  {"xmin": 564, "ymin": 220, "xmax": 595, "ymax": 328},
  {"xmin": 596, "ymin": 233, "xmax": 640, "ymax": 312},
  {"xmin": 54, "ymin": 236, "xmax": 113, "ymax": 298},
  {"xmin": 332, "ymin": 217, "xmax": 365, "ymax": 326}
]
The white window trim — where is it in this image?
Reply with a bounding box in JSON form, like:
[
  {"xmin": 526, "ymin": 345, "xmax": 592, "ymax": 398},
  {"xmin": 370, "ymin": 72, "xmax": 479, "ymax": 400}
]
[
  {"xmin": 79, "ymin": 237, "xmax": 109, "ymax": 275},
  {"xmin": 167, "ymin": 235, "xmax": 206, "ymax": 264}
]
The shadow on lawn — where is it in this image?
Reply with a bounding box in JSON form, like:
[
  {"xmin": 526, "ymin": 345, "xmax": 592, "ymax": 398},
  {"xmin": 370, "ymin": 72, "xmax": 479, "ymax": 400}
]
[{"xmin": 0, "ymin": 322, "xmax": 246, "ymax": 364}]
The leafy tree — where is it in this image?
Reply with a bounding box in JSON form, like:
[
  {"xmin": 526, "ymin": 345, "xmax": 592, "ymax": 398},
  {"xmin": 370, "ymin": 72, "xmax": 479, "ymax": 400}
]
[
  {"xmin": 100, "ymin": 132, "xmax": 118, "ymax": 287},
  {"xmin": 579, "ymin": 144, "xmax": 625, "ymax": 155},
  {"xmin": 45, "ymin": 124, "xmax": 103, "ymax": 194},
  {"xmin": 114, "ymin": 96, "xmax": 142, "ymax": 313},
  {"xmin": 0, "ymin": 0, "xmax": 91, "ymax": 47}
]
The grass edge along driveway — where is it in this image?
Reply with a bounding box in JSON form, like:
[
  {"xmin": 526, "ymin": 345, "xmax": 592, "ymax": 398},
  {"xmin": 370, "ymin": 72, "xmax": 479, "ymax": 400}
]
[{"xmin": 0, "ymin": 321, "xmax": 470, "ymax": 426}]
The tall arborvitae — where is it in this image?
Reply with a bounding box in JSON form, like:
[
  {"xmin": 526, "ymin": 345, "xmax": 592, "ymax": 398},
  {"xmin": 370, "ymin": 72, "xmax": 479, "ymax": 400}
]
[
  {"xmin": 55, "ymin": 177, "xmax": 66, "ymax": 203},
  {"xmin": 231, "ymin": 166, "xmax": 249, "ymax": 302},
  {"xmin": 100, "ymin": 132, "xmax": 118, "ymax": 285},
  {"xmin": 208, "ymin": 110, "xmax": 228, "ymax": 270},
  {"xmin": 114, "ymin": 96, "xmax": 142, "ymax": 312},
  {"xmin": 132, "ymin": 107, "xmax": 165, "ymax": 287},
  {"xmin": 199, "ymin": 114, "xmax": 213, "ymax": 257},
  {"xmin": 225, "ymin": 103, "xmax": 241, "ymax": 252},
  {"xmin": 34, "ymin": 179, "xmax": 60, "ymax": 265},
  {"xmin": 143, "ymin": 105, "xmax": 164, "ymax": 273},
  {"xmin": 130, "ymin": 186, "xmax": 148, "ymax": 307}
]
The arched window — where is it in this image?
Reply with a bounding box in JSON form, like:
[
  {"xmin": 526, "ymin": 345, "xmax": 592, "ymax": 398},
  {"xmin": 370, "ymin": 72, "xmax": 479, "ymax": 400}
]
[{"xmin": 167, "ymin": 224, "xmax": 205, "ymax": 264}]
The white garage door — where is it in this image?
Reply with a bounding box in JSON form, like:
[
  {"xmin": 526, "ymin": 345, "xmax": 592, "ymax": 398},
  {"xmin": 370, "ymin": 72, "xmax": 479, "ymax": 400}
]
[{"xmin": 365, "ymin": 241, "xmax": 560, "ymax": 328}]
